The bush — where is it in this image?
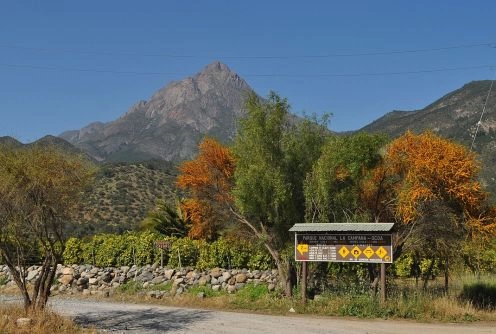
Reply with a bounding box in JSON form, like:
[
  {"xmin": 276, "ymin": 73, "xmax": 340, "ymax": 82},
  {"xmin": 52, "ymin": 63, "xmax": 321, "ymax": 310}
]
[
  {"xmin": 459, "ymin": 282, "xmax": 496, "ymax": 310},
  {"xmin": 167, "ymin": 237, "xmax": 203, "ymax": 268},
  {"xmin": 63, "ymin": 232, "xmax": 274, "ymax": 270}
]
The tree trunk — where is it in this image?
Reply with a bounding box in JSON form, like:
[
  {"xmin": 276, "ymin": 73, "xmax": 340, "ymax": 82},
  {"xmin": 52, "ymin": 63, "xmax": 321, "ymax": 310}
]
[
  {"xmin": 444, "ymin": 258, "xmax": 449, "ymax": 295},
  {"xmin": 422, "ymin": 258, "xmax": 435, "ymax": 291},
  {"xmin": 1, "ymin": 250, "xmax": 32, "ymax": 310},
  {"xmin": 368, "ymin": 264, "xmax": 379, "ymax": 296}
]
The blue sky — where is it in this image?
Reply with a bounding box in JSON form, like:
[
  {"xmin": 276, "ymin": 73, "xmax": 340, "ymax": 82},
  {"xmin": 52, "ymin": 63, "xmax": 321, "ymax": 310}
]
[{"xmin": 1, "ymin": 1, "xmax": 495, "ymax": 143}]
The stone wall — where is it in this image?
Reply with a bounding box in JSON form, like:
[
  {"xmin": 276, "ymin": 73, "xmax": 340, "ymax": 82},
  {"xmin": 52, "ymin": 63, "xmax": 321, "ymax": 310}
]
[{"xmin": 0, "ymin": 264, "xmax": 280, "ymax": 298}]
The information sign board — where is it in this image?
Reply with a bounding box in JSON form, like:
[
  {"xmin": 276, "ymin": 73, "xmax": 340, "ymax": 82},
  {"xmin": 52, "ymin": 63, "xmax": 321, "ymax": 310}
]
[{"xmin": 295, "ymin": 233, "xmax": 393, "ymax": 263}]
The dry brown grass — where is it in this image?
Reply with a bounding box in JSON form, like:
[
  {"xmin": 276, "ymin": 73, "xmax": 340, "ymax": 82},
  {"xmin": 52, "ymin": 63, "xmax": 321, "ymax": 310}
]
[{"xmin": 0, "ymin": 305, "xmax": 95, "ymax": 334}]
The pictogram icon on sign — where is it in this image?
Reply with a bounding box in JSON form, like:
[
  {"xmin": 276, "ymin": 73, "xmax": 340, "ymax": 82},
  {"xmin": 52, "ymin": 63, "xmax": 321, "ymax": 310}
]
[
  {"xmin": 351, "ymin": 246, "xmax": 362, "ymax": 258},
  {"xmin": 363, "ymin": 246, "xmax": 374, "ymax": 258},
  {"xmin": 297, "ymin": 244, "xmax": 309, "ymax": 255},
  {"xmin": 338, "ymin": 246, "xmax": 350, "ymax": 258},
  {"xmin": 375, "ymin": 246, "xmax": 388, "ymax": 259}
]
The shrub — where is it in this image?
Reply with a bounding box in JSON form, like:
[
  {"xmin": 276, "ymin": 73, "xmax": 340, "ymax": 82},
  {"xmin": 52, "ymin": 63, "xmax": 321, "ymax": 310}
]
[
  {"xmin": 459, "ymin": 282, "xmax": 496, "ymax": 310},
  {"xmin": 63, "ymin": 237, "xmax": 83, "ymax": 264}
]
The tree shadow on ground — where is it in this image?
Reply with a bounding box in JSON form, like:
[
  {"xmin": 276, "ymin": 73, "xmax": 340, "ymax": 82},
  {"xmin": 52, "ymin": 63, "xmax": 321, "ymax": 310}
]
[{"xmin": 73, "ymin": 307, "xmax": 211, "ymax": 333}]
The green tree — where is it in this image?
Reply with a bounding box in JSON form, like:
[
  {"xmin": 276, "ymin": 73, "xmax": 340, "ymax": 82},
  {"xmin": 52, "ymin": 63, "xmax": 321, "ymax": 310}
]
[
  {"xmin": 139, "ymin": 198, "xmax": 191, "ymax": 237},
  {"xmin": 0, "ymin": 144, "xmax": 95, "ymax": 310},
  {"xmin": 304, "ymin": 132, "xmax": 388, "ymax": 224},
  {"xmin": 231, "ymin": 92, "xmax": 328, "ymax": 296}
]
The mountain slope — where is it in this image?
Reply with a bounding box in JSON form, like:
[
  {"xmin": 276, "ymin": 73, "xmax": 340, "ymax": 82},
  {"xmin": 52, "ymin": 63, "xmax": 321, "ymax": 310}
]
[
  {"xmin": 73, "ymin": 161, "xmax": 177, "ymax": 236},
  {"xmin": 361, "ymin": 80, "xmax": 496, "ymax": 198},
  {"xmin": 60, "ymin": 61, "xmax": 253, "ymax": 162}
]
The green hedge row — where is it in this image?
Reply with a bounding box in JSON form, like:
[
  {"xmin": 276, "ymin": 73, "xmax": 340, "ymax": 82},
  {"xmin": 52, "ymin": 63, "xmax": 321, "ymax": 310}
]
[{"xmin": 63, "ymin": 231, "xmax": 274, "ymax": 270}]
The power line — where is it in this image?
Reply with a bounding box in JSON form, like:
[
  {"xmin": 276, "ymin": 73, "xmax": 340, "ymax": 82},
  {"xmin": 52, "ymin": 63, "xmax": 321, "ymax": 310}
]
[
  {"xmin": 0, "ymin": 42, "xmax": 493, "ymax": 59},
  {"xmin": 470, "ymin": 79, "xmax": 494, "ymax": 151},
  {"xmin": 0, "ymin": 62, "xmax": 493, "ymax": 78}
]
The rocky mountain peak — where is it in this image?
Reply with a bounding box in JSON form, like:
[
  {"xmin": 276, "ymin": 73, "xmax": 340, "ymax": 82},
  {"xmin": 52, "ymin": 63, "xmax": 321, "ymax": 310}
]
[{"xmin": 60, "ymin": 62, "xmax": 253, "ymax": 162}]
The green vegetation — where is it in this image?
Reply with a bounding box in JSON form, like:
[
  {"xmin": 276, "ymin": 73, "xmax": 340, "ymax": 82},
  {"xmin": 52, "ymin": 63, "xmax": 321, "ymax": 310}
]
[
  {"xmin": 63, "ymin": 232, "xmax": 274, "ymax": 270},
  {"xmin": 0, "ymin": 144, "xmax": 95, "ymax": 310},
  {"xmin": 459, "ymin": 281, "xmax": 496, "ymax": 310},
  {"xmin": 73, "ymin": 162, "xmax": 177, "ymax": 236}
]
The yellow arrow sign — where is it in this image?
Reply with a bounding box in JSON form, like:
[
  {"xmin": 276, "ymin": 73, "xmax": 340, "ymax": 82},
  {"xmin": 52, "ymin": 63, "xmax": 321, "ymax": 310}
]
[{"xmin": 297, "ymin": 244, "xmax": 309, "ymax": 255}]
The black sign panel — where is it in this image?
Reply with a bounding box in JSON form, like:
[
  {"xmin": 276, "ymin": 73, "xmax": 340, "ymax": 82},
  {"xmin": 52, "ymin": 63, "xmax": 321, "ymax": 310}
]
[{"xmin": 295, "ymin": 233, "xmax": 393, "ymax": 263}]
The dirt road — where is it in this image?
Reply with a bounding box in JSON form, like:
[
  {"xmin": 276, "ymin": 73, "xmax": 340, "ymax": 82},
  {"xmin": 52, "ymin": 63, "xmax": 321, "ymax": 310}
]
[
  {"xmin": 1, "ymin": 295, "xmax": 495, "ymax": 333},
  {"xmin": 49, "ymin": 298, "xmax": 496, "ymax": 334}
]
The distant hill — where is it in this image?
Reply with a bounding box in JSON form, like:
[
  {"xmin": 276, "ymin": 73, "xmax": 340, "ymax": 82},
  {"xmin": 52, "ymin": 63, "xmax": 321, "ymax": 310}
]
[
  {"xmin": 361, "ymin": 80, "xmax": 496, "ymax": 199},
  {"xmin": 72, "ymin": 160, "xmax": 177, "ymax": 236},
  {"xmin": 60, "ymin": 61, "xmax": 253, "ymax": 163},
  {"xmin": 0, "ymin": 135, "xmax": 178, "ymax": 235},
  {"xmin": 0, "ymin": 135, "xmax": 93, "ymax": 160}
]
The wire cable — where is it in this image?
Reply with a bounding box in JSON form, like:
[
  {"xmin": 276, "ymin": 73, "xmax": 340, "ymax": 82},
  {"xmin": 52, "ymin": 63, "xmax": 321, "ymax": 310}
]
[
  {"xmin": 0, "ymin": 42, "xmax": 493, "ymax": 59},
  {"xmin": 0, "ymin": 63, "xmax": 493, "ymax": 78},
  {"xmin": 470, "ymin": 78, "xmax": 494, "ymax": 151}
]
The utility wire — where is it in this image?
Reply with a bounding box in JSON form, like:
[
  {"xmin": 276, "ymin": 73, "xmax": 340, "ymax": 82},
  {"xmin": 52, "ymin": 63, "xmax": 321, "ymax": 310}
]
[
  {"xmin": 0, "ymin": 63, "xmax": 493, "ymax": 78},
  {"xmin": 470, "ymin": 78, "xmax": 494, "ymax": 151},
  {"xmin": 0, "ymin": 42, "xmax": 493, "ymax": 59}
]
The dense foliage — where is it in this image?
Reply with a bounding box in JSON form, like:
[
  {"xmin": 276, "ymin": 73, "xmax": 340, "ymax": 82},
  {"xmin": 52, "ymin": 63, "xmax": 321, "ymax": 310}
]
[
  {"xmin": 0, "ymin": 144, "xmax": 95, "ymax": 309},
  {"xmin": 63, "ymin": 232, "xmax": 274, "ymax": 270}
]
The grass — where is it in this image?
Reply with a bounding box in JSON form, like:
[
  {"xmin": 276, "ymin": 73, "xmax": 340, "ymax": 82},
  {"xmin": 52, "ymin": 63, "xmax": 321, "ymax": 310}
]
[
  {"xmin": 0, "ymin": 276, "xmax": 8, "ymax": 286},
  {"xmin": 108, "ymin": 275, "xmax": 496, "ymax": 322},
  {"xmin": 0, "ymin": 305, "xmax": 95, "ymax": 334}
]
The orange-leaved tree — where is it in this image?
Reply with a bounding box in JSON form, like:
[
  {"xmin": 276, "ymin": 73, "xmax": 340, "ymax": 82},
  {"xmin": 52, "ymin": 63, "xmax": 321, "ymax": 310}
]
[
  {"xmin": 176, "ymin": 138, "xmax": 235, "ymax": 240},
  {"xmin": 362, "ymin": 131, "xmax": 495, "ymax": 289}
]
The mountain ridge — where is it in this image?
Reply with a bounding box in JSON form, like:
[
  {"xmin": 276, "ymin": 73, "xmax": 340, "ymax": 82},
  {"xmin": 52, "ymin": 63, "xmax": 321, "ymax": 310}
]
[{"xmin": 60, "ymin": 61, "xmax": 253, "ymax": 162}]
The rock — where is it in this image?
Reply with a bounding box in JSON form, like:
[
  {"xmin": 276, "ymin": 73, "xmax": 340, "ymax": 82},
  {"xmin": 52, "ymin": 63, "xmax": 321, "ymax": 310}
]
[
  {"xmin": 16, "ymin": 318, "xmax": 32, "ymax": 327},
  {"xmin": 197, "ymin": 292, "xmax": 206, "ymax": 299},
  {"xmin": 88, "ymin": 277, "xmax": 99, "ymax": 285},
  {"xmin": 26, "ymin": 270, "xmax": 38, "ymax": 281},
  {"xmin": 235, "ymin": 273, "xmax": 247, "ymax": 283},
  {"xmin": 175, "ymin": 286, "xmax": 184, "ymax": 296},
  {"xmin": 185, "ymin": 270, "xmax": 197, "ymax": 281},
  {"xmin": 227, "ymin": 285, "xmax": 236, "ymax": 294},
  {"xmin": 173, "ymin": 277, "xmax": 184, "ymax": 286},
  {"xmin": 61, "ymin": 267, "xmax": 75, "ymax": 276},
  {"xmin": 164, "ymin": 269, "xmax": 175, "ymax": 280},
  {"xmin": 151, "ymin": 276, "xmax": 165, "ymax": 284},
  {"xmin": 136, "ymin": 271, "xmax": 154, "ymax": 282},
  {"xmin": 59, "ymin": 274, "xmax": 74, "ymax": 286},
  {"xmin": 235, "ymin": 283, "xmax": 245, "ymax": 290},
  {"xmin": 198, "ymin": 275, "xmax": 210, "ymax": 286},
  {"xmin": 228, "ymin": 277, "xmax": 236, "ymax": 285},
  {"xmin": 211, "ymin": 277, "xmax": 219, "ymax": 285},
  {"xmin": 222, "ymin": 271, "xmax": 232, "ymax": 280},
  {"xmin": 147, "ymin": 291, "xmax": 161, "ymax": 299},
  {"xmin": 289, "ymin": 307, "xmax": 296, "ymax": 313},
  {"xmin": 212, "ymin": 284, "xmax": 221, "ymax": 291},
  {"xmin": 143, "ymin": 282, "xmax": 150, "ymax": 289},
  {"xmin": 100, "ymin": 273, "xmax": 112, "ymax": 283},
  {"xmin": 120, "ymin": 266, "xmax": 130, "ymax": 273},
  {"xmin": 77, "ymin": 277, "xmax": 89, "ymax": 286},
  {"xmin": 210, "ymin": 267, "xmax": 222, "ymax": 278},
  {"xmin": 268, "ymin": 283, "xmax": 276, "ymax": 292}
]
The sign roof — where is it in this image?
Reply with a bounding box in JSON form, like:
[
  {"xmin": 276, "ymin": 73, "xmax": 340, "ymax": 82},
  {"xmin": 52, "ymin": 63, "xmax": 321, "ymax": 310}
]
[{"xmin": 289, "ymin": 223, "xmax": 394, "ymax": 233}]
